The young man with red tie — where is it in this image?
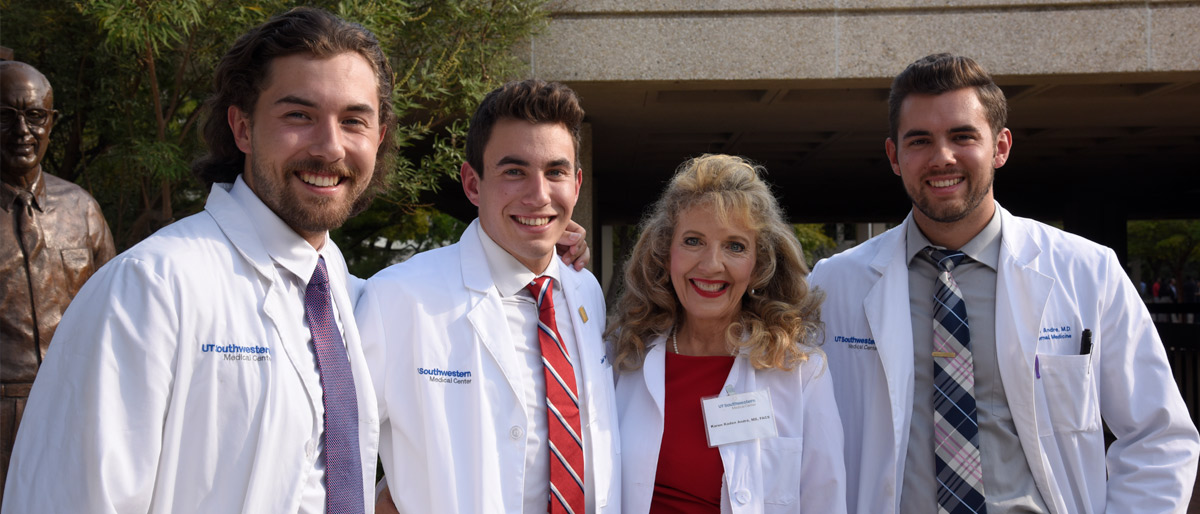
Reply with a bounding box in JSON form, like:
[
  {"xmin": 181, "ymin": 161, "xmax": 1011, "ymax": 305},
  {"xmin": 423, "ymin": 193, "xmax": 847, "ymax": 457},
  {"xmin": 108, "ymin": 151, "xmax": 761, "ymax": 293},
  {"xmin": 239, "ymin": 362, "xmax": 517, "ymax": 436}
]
[{"xmin": 359, "ymin": 79, "xmax": 619, "ymax": 514}]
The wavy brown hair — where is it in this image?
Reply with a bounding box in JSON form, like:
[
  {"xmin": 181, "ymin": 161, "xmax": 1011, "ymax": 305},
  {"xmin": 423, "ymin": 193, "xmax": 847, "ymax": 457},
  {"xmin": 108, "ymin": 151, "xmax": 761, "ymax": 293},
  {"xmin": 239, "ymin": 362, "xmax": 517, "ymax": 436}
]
[
  {"xmin": 606, "ymin": 154, "xmax": 823, "ymax": 372},
  {"xmin": 192, "ymin": 7, "xmax": 396, "ymax": 216}
]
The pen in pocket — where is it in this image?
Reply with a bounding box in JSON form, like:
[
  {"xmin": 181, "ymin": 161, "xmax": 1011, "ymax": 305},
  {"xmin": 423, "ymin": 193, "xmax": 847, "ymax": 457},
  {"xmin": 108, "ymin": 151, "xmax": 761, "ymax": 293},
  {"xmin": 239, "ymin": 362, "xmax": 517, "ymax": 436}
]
[{"xmin": 1080, "ymin": 328, "xmax": 1093, "ymax": 355}]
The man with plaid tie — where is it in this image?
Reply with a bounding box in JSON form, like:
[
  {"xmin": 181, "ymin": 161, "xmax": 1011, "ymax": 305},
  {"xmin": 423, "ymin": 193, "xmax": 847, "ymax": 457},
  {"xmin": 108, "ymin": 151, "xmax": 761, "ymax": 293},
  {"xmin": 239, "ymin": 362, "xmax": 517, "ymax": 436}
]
[
  {"xmin": 809, "ymin": 53, "xmax": 1199, "ymax": 514},
  {"xmin": 358, "ymin": 79, "xmax": 620, "ymax": 513}
]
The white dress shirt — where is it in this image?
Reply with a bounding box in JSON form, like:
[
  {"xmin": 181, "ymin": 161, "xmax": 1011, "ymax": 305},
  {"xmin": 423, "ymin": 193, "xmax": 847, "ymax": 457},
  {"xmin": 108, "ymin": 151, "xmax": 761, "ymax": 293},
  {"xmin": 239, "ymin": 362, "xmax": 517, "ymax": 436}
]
[
  {"xmin": 230, "ymin": 177, "xmax": 349, "ymax": 514},
  {"xmin": 476, "ymin": 227, "xmax": 590, "ymax": 513}
]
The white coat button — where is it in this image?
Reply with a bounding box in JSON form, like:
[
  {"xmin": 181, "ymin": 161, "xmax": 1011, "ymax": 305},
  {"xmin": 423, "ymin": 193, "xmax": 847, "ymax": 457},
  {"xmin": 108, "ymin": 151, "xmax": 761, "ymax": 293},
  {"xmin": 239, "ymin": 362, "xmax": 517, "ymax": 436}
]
[
  {"xmin": 734, "ymin": 489, "xmax": 750, "ymax": 504},
  {"xmin": 510, "ymin": 426, "xmax": 523, "ymax": 440}
]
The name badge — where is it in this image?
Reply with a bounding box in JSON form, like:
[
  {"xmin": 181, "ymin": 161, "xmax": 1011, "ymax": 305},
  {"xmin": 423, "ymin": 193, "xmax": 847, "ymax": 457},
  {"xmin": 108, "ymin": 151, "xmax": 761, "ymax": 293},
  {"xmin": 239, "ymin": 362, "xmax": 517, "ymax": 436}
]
[{"xmin": 701, "ymin": 388, "xmax": 777, "ymax": 447}]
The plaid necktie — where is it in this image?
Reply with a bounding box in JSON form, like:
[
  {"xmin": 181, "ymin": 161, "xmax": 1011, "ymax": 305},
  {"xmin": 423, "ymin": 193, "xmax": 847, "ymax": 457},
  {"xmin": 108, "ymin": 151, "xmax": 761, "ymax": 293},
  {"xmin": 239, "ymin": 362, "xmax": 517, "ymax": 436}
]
[
  {"xmin": 305, "ymin": 257, "xmax": 364, "ymax": 514},
  {"xmin": 924, "ymin": 247, "xmax": 987, "ymax": 514},
  {"xmin": 526, "ymin": 276, "xmax": 586, "ymax": 514}
]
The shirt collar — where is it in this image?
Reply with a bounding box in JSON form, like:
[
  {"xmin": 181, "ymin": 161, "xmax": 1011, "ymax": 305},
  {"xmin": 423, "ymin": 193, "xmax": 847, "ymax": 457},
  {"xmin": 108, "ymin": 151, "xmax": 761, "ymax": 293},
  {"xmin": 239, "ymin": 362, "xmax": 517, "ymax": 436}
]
[
  {"xmin": 1, "ymin": 171, "xmax": 44, "ymax": 213},
  {"xmin": 905, "ymin": 206, "xmax": 1003, "ymax": 271},
  {"xmin": 476, "ymin": 222, "xmax": 562, "ymax": 297},
  {"xmin": 228, "ymin": 174, "xmax": 328, "ymax": 284}
]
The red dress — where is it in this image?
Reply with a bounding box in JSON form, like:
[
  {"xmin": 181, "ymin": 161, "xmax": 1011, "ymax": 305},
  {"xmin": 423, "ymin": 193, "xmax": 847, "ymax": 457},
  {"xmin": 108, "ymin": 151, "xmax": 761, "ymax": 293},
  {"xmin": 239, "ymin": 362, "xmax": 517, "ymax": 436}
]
[{"xmin": 650, "ymin": 351, "xmax": 737, "ymax": 513}]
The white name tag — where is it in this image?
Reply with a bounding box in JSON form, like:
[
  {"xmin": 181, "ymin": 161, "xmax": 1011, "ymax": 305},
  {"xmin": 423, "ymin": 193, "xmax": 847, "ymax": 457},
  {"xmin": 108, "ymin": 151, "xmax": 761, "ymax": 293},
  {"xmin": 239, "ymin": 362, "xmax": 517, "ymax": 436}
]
[{"xmin": 701, "ymin": 389, "xmax": 777, "ymax": 447}]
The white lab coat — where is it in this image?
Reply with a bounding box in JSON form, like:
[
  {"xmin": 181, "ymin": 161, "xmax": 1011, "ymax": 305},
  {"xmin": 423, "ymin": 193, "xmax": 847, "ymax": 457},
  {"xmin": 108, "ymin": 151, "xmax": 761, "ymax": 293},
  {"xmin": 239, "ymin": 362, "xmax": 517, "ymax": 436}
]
[
  {"xmin": 808, "ymin": 204, "xmax": 1200, "ymax": 514},
  {"xmin": 356, "ymin": 220, "xmax": 620, "ymax": 513},
  {"xmin": 615, "ymin": 338, "xmax": 847, "ymax": 513},
  {"xmin": 2, "ymin": 183, "xmax": 379, "ymax": 514}
]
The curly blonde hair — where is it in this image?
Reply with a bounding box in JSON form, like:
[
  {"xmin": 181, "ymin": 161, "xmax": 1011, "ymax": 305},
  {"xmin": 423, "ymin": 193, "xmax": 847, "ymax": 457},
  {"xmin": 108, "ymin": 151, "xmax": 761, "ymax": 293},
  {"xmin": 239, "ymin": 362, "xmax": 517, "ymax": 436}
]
[{"xmin": 606, "ymin": 154, "xmax": 824, "ymax": 372}]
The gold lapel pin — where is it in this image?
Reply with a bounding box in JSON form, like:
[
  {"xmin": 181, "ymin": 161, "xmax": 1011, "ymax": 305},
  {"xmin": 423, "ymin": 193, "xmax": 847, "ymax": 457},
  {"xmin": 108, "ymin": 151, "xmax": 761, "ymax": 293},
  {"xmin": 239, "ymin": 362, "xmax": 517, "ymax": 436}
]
[{"xmin": 578, "ymin": 306, "xmax": 589, "ymax": 323}]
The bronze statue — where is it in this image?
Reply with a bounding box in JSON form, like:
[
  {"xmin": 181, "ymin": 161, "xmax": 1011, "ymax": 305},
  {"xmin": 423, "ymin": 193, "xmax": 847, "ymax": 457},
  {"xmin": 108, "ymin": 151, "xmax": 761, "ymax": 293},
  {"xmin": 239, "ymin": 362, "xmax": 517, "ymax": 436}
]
[{"xmin": 0, "ymin": 61, "xmax": 115, "ymax": 495}]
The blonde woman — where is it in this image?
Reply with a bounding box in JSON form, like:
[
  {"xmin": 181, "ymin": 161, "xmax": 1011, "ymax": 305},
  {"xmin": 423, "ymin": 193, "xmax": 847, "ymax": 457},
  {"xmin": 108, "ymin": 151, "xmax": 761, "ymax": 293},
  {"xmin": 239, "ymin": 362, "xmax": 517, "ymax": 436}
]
[{"xmin": 608, "ymin": 154, "xmax": 845, "ymax": 513}]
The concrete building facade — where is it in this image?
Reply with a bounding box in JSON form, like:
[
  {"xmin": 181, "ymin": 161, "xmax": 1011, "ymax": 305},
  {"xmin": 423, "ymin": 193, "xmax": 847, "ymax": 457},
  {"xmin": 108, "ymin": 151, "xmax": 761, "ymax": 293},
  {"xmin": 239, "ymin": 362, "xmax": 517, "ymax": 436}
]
[{"xmin": 486, "ymin": 0, "xmax": 1199, "ymax": 285}]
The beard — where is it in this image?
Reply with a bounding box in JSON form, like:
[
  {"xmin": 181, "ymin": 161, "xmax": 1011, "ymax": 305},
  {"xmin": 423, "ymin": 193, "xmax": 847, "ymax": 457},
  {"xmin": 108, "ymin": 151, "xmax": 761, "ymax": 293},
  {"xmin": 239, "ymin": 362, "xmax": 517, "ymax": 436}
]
[
  {"xmin": 249, "ymin": 155, "xmax": 368, "ymax": 236},
  {"xmin": 907, "ymin": 167, "xmax": 995, "ymax": 224}
]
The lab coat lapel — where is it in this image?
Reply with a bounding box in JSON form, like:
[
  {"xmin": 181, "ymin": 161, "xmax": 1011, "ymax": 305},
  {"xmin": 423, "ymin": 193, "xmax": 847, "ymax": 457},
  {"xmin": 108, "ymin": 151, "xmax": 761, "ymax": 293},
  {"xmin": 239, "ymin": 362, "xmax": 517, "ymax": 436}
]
[
  {"xmin": 863, "ymin": 224, "xmax": 914, "ymax": 471},
  {"xmin": 717, "ymin": 354, "xmax": 763, "ymax": 513},
  {"xmin": 460, "ymin": 222, "xmax": 527, "ymax": 405},
  {"xmin": 204, "ymin": 185, "xmax": 325, "ymax": 508},
  {"xmin": 204, "ymin": 185, "xmax": 322, "ymax": 408},
  {"xmin": 993, "ymin": 207, "xmax": 1064, "ymax": 513},
  {"xmin": 643, "ymin": 339, "xmax": 668, "ymax": 418},
  {"xmin": 561, "ymin": 272, "xmax": 600, "ymax": 413}
]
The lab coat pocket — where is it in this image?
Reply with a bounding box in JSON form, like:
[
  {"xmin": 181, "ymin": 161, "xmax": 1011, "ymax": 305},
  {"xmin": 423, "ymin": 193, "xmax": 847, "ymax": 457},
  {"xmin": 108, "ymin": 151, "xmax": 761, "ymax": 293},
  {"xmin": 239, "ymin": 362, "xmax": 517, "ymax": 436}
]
[
  {"xmin": 761, "ymin": 435, "xmax": 803, "ymax": 506},
  {"xmin": 1037, "ymin": 353, "xmax": 1099, "ymax": 433}
]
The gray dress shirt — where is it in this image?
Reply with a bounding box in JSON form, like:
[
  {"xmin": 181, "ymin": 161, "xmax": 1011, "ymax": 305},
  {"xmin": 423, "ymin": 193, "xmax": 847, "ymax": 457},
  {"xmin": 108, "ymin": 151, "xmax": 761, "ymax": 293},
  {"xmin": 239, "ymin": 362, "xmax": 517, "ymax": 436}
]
[{"xmin": 900, "ymin": 212, "xmax": 1050, "ymax": 513}]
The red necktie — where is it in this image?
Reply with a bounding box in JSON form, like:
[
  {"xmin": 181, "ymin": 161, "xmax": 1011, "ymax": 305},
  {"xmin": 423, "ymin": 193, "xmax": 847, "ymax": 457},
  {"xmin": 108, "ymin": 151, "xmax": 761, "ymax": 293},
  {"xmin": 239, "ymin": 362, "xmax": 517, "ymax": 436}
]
[{"xmin": 526, "ymin": 276, "xmax": 585, "ymax": 513}]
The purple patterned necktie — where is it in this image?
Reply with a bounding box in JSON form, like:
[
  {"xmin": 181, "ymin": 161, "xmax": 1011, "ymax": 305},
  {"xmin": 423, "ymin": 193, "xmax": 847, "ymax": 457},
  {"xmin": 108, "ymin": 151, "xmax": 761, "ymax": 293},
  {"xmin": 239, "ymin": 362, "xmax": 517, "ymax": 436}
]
[{"xmin": 305, "ymin": 256, "xmax": 364, "ymax": 514}]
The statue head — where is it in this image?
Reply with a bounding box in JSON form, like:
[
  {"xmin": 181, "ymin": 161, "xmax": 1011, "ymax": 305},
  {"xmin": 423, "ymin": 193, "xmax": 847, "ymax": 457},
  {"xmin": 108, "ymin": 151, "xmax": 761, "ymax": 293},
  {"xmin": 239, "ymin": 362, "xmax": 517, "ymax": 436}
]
[{"xmin": 0, "ymin": 61, "xmax": 56, "ymax": 188}]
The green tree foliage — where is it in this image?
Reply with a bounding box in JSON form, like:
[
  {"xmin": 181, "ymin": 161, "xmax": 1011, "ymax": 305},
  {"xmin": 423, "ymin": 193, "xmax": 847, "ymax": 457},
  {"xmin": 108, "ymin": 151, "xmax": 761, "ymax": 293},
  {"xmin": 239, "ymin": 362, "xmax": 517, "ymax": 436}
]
[
  {"xmin": 331, "ymin": 0, "xmax": 547, "ymax": 276},
  {"xmin": 1128, "ymin": 219, "xmax": 1200, "ymax": 287},
  {"xmin": 792, "ymin": 223, "xmax": 836, "ymax": 269},
  {"xmin": 1, "ymin": 0, "xmax": 546, "ymax": 276},
  {"xmin": 338, "ymin": 205, "xmax": 467, "ymax": 275}
]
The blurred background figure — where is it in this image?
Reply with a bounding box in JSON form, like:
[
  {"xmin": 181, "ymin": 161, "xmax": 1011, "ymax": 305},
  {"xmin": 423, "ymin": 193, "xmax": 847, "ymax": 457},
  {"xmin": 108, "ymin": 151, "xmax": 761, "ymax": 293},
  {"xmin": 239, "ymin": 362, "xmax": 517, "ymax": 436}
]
[{"xmin": 1183, "ymin": 276, "xmax": 1197, "ymax": 324}]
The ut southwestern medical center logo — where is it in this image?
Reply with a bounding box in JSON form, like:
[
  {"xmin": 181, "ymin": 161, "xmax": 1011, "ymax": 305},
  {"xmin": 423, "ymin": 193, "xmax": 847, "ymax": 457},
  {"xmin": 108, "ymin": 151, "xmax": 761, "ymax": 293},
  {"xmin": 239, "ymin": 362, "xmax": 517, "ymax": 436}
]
[
  {"xmin": 201, "ymin": 343, "xmax": 271, "ymax": 362},
  {"xmin": 718, "ymin": 398, "xmax": 757, "ymax": 409},
  {"xmin": 834, "ymin": 335, "xmax": 877, "ymax": 351},
  {"xmin": 418, "ymin": 367, "xmax": 473, "ymax": 385}
]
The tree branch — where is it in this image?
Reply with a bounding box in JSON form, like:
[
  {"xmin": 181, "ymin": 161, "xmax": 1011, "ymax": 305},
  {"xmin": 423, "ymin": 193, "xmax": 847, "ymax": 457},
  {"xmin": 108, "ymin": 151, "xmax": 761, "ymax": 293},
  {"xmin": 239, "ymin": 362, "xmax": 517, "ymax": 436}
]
[
  {"xmin": 145, "ymin": 37, "xmax": 167, "ymax": 142},
  {"xmin": 165, "ymin": 28, "xmax": 195, "ymax": 125}
]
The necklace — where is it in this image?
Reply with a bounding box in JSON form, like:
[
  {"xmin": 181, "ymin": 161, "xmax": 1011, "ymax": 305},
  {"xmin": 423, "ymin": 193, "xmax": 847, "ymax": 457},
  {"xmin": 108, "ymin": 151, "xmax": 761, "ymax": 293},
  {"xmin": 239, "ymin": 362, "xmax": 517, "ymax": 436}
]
[
  {"xmin": 672, "ymin": 326, "xmax": 734, "ymax": 355},
  {"xmin": 673, "ymin": 327, "xmax": 737, "ymax": 356}
]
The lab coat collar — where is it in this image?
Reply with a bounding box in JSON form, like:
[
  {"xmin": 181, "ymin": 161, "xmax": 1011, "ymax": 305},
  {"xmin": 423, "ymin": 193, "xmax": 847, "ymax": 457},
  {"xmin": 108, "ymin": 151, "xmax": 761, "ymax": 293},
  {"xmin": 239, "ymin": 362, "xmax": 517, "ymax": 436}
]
[
  {"xmin": 227, "ymin": 175, "xmax": 325, "ymax": 285},
  {"xmin": 204, "ymin": 181, "xmax": 272, "ymax": 280},
  {"xmin": 904, "ymin": 206, "xmax": 1002, "ymax": 271},
  {"xmin": 642, "ymin": 333, "xmax": 754, "ymax": 418},
  {"xmin": 475, "ymin": 219, "xmax": 563, "ymax": 297},
  {"xmin": 995, "ymin": 202, "xmax": 1043, "ymax": 268},
  {"xmin": 994, "ymin": 203, "xmax": 1053, "ymax": 359},
  {"xmin": 204, "ymin": 180, "xmax": 327, "ymax": 426},
  {"xmin": 459, "ymin": 220, "xmax": 494, "ymax": 293},
  {"xmin": 459, "ymin": 220, "xmax": 532, "ymax": 410}
]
